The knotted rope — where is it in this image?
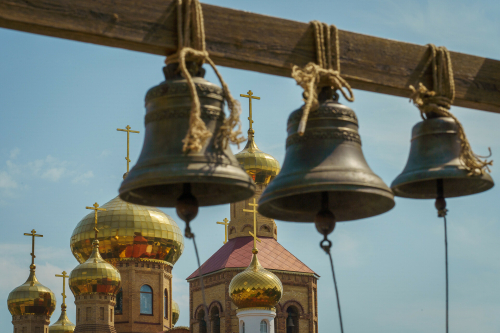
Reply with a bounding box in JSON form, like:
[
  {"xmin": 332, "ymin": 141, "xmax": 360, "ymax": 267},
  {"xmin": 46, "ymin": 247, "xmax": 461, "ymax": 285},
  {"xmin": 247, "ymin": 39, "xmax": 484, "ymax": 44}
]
[
  {"xmin": 166, "ymin": 0, "xmax": 244, "ymax": 152},
  {"xmin": 409, "ymin": 44, "xmax": 492, "ymax": 175},
  {"xmin": 292, "ymin": 21, "xmax": 354, "ymax": 135}
]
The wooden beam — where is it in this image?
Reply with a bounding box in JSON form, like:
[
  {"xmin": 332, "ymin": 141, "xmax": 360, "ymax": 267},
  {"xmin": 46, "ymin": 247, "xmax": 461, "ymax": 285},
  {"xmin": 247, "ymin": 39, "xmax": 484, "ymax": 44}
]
[{"xmin": 0, "ymin": 0, "xmax": 499, "ymax": 113}]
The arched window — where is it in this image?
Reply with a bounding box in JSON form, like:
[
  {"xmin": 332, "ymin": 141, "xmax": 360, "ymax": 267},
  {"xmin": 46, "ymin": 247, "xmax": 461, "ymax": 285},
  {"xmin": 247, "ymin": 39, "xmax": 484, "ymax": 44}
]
[
  {"xmin": 140, "ymin": 285, "xmax": 153, "ymax": 315},
  {"xmin": 198, "ymin": 309, "xmax": 207, "ymax": 333},
  {"xmin": 260, "ymin": 320, "xmax": 268, "ymax": 333},
  {"xmin": 286, "ymin": 306, "xmax": 299, "ymax": 333},
  {"xmin": 164, "ymin": 289, "xmax": 168, "ymax": 319},
  {"xmin": 115, "ymin": 288, "xmax": 123, "ymax": 315},
  {"xmin": 241, "ymin": 321, "xmax": 245, "ymax": 333},
  {"xmin": 211, "ymin": 307, "xmax": 220, "ymax": 333}
]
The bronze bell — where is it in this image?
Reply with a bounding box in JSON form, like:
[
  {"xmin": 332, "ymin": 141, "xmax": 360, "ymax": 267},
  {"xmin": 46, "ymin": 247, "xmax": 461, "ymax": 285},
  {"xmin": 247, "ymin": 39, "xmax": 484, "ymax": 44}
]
[
  {"xmin": 258, "ymin": 88, "xmax": 395, "ymax": 222},
  {"xmin": 119, "ymin": 63, "xmax": 256, "ymax": 213},
  {"xmin": 391, "ymin": 116, "xmax": 494, "ymax": 198}
]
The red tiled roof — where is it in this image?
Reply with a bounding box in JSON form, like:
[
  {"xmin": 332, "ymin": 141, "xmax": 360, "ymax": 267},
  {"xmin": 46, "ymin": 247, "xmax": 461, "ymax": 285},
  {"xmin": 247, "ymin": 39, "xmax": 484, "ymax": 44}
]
[{"xmin": 186, "ymin": 236, "xmax": 316, "ymax": 280}]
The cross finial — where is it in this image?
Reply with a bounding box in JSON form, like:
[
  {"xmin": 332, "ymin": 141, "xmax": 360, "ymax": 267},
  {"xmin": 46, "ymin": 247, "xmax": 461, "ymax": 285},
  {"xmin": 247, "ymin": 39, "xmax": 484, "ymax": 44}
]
[
  {"xmin": 23, "ymin": 229, "xmax": 43, "ymax": 268},
  {"xmin": 243, "ymin": 198, "xmax": 261, "ymax": 252},
  {"xmin": 86, "ymin": 202, "xmax": 106, "ymax": 241},
  {"xmin": 55, "ymin": 271, "xmax": 69, "ymax": 308},
  {"xmin": 117, "ymin": 125, "xmax": 140, "ymax": 174},
  {"xmin": 216, "ymin": 218, "xmax": 230, "ymax": 244},
  {"xmin": 240, "ymin": 90, "xmax": 260, "ymax": 131}
]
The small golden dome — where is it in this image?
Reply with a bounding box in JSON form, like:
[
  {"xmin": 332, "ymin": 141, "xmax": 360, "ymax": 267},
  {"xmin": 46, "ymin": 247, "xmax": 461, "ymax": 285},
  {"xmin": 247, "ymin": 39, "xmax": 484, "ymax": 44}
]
[
  {"xmin": 229, "ymin": 250, "xmax": 283, "ymax": 309},
  {"xmin": 49, "ymin": 306, "xmax": 75, "ymax": 333},
  {"xmin": 70, "ymin": 196, "xmax": 184, "ymax": 266},
  {"xmin": 172, "ymin": 300, "xmax": 180, "ymax": 326},
  {"xmin": 69, "ymin": 240, "xmax": 121, "ymax": 296},
  {"xmin": 235, "ymin": 130, "xmax": 280, "ymax": 185},
  {"xmin": 7, "ymin": 266, "xmax": 56, "ymax": 316}
]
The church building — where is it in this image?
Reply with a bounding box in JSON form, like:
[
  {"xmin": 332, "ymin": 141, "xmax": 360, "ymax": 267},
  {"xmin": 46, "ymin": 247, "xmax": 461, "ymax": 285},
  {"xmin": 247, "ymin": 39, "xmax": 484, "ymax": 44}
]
[{"xmin": 187, "ymin": 94, "xmax": 319, "ymax": 333}]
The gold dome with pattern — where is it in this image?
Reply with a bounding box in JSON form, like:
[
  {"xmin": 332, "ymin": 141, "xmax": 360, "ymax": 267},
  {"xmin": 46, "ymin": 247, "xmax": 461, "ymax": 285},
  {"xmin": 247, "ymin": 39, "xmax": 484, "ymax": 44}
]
[
  {"xmin": 49, "ymin": 307, "xmax": 75, "ymax": 333},
  {"xmin": 229, "ymin": 249, "xmax": 283, "ymax": 309},
  {"xmin": 172, "ymin": 299, "xmax": 180, "ymax": 326},
  {"xmin": 7, "ymin": 266, "xmax": 56, "ymax": 316},
  {"xmin": 70, "ymin": 196, "xmax": 184, "ymax": 266},
  {"xmin": 69, "ymin": 240, "xmax": 121, "ymax": 296},
  {"xmin": 235, "ymin": 130, "xmax": 280, "ymax": 185}
]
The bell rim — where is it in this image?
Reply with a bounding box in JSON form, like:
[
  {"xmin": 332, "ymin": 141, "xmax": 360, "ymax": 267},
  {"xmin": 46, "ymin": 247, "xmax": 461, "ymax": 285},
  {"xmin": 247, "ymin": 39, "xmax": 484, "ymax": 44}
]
[
  {"xmin": 119, "ymin": 175, "xmax": 256, "ymax": 208},
  {"xmin": 258, "ymin": 183, "xmax": 395, "ymax": 222},
  {"xmin": 391, "ymin": 168, "xmax": 494, "ymax": 199}
]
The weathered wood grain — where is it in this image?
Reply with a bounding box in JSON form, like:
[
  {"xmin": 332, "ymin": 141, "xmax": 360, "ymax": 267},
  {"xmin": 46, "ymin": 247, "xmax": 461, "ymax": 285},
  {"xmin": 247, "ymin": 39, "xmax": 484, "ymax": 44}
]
[{"xmin": 0, "ymin": 0, "xmax": 499, "ymax": 113}]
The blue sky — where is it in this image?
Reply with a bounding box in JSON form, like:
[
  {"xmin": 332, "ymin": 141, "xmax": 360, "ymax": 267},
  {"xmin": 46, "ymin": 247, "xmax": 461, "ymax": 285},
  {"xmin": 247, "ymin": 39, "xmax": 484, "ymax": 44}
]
[{"xmin": 1, "ymin": 0, "xmax": 499, "ymax": 332}]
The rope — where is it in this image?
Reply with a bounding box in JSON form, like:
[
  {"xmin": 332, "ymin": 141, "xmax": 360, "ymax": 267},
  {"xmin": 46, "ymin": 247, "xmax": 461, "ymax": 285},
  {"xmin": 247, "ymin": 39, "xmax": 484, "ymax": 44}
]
[
  {"xmin": 321, "ymin": 238, "xmax": 344, "ymax": 333},
  {"xmin": 443, "ymin": 214, "xmax": 449, "ymax": 333},
  {"xmin": 409, "ymin": 44, "xmax": 492, "ymax": 175},
  {"xmin": 292, "ymin": 21, "xmax": 354, "ymax": 136},
  {"xmin": 166, "ymin": 0, "xmax": 244, "ymax": 152}
]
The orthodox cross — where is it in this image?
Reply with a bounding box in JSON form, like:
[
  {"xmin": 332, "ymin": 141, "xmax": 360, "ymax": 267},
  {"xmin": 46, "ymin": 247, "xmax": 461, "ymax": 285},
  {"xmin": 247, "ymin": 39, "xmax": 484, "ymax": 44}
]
[
  {"xmin": 86, "ymin": 202, "xmax": 106, "ymax": 240},
  {"xmin": 55, "ymin": 271, "xmax": 69, "ymax": 307},
  {"xmin": 240, "ymin": 90, "xmax": 260, "ymax": 130},
  {"xmin": 216, "ymin": 218, "xmax": 230, "ymax": 244},
  {"xmin": 117, "ymin": 125, "xmax": 140, "ymax": 173},
  {"xmin": 23, "ymin": 229, "xmax": 43, "ymax": 267},
  {"xmin": 243, "ymin": 198, "xmax": 261, "ymax": 250}
]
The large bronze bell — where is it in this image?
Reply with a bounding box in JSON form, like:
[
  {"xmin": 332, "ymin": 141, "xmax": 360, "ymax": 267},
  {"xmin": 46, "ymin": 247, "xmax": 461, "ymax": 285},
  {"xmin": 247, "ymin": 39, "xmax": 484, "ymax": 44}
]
[
  {"xmin": 391, "ymin": 116, "xmax": 494, "ymax": 198},
  {"xmin": 258, "ymin": 88, "xmax": 395, "ymax": 222},
  {"xmin": 119, "ymin": 63, "xmax": 255, "ymax": 213}
]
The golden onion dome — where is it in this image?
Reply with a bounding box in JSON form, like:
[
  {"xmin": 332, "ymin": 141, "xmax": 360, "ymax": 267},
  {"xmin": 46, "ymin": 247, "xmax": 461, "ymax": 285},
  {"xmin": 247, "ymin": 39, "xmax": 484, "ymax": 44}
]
[
  {"xmin": 172, "ymin": 300, "xmax": 180, "ymax": 326},
  {"xmin": 70, "ymin": 196, "xmax": 184, "ymax": 266},
  {"xmin": 7, "ymin": 265, "xmax": 56, "ymax": 316},
  {"xmin": 69, "ymin": 240, "xmax": 121, "ymax": 296},
  {"xmin": 49, "ymin": 306, "xmax": 75, "ymax": 333},
  {"xmin": 235, "ymin": 130, "xmax": 280, "ymax": 185},
  {"xmin": 229, "ymin": 249, "xmax": 283, "ymax": 309}
]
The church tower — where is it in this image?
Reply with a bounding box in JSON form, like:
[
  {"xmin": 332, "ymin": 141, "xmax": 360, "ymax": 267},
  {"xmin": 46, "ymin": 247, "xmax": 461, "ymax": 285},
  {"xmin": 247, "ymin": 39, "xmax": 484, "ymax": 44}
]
[
  {"xmin": 70, "ymin": 125, "xmax": 185, "ymax": 333},
  {"xmin": 187, "ymin": 91, "xmax": 319, "ymax": 333},
  {"xmin": 229, "ymin": 239, "xmax": 283, "ymax": 333},
  {"xmin": 69, "ymin": 236, "xmax": 121, "ymax": 332},
  {"xmin": 8, "ymin": 230, "xmax": 56, "ymax": 333},
  {"xmin": 49, "ymin": 271, "xmax": 75, "ymax": 333}
]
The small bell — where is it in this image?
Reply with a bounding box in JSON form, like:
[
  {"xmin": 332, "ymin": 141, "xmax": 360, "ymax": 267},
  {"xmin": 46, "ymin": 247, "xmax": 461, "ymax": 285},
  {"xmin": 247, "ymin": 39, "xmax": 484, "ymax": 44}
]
[
  {"xmin": 119, "ymin": 63, "xmax": 256, "ymax": 220},
  {"xmin": 287, "ymin": 316, "xmax": 295, "ymax": 327},
  {"xmin": 391, "ymin": 116, "xmax": 493, "ymax": 198},
  {"xmin": 258, "ymin": 87, "xmax": 395, "ymax": 222}
]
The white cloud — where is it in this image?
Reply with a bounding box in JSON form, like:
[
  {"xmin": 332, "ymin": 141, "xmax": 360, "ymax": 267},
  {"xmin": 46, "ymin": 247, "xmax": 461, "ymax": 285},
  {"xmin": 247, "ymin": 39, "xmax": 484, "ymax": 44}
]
[
  {"xmin": 0, "ymin": 171, "xmax": 17, "ymax": 189},
  {"xmin": 9, "ymin": 148, "xmax": 20, "ymax": 160},
  {"xmin": 41, "ymin": 167, "xmax": 66, "ymax": 182},
  {"xmin": 72, "ymin": 171, "xmax": 94, "ymax": 184},
  {"xmin": 0, "ymin": 151, "xmax": 94, "ymax": 199}
]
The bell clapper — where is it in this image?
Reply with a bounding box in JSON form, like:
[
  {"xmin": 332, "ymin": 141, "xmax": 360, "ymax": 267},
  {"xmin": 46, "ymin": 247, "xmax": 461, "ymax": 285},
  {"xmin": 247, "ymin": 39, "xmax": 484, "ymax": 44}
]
[
  {"xmin": 176, "ymin": 183, "xmax": 199, "ymax": 238},
  {"xmin": 314, "ymin": 192, "xmax": 344, "ymax": 333},
  {"xmin": 315, "ymin": 191, "xmax": 336, "ymax": 247},
  {"xmin": 175, "ymin": 182, "xmax": 211, "ymax": 333}
]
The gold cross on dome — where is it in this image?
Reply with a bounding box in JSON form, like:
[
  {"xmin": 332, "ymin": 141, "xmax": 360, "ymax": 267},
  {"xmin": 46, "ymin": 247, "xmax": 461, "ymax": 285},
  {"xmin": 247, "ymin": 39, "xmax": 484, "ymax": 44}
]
[
  {"xmin": 216, "ymin": 218, "xmax": 230, "ymax": 244},
  {"xmin": 240, "ymin": 90, "xmax": 260, "ymax": 130},
  {"xmin": 243, "ymin": 198, "xmax": 261, "ymax": 250},
  {"xmin": 23, "ymin": 229, "xmax": 43, "ymax": 267},
  {"xmin": 86, "ymin": 202, "xmax": 106, "ymax": 240},
  {"xmin": 55, "ymin": 271, "xmax": 69, "ymax": 307},
  {"xmin": 117, "ymin": 125, "xmax": 140, "ymax": 173}
]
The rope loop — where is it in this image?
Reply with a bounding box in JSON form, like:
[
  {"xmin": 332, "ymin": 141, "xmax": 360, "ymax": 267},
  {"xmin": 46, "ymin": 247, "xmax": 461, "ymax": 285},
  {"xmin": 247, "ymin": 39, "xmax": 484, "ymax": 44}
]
[
  {"xmin": 293, "ymin": 21, "xmax": 354, "ymax": 136},
  {"xmin": 409, "ymin": 44, "xmax": 492, "ymax": 176},
  {"xmin": 166, "ymin": 0, "xmax": 244, "ymax": 153}
]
